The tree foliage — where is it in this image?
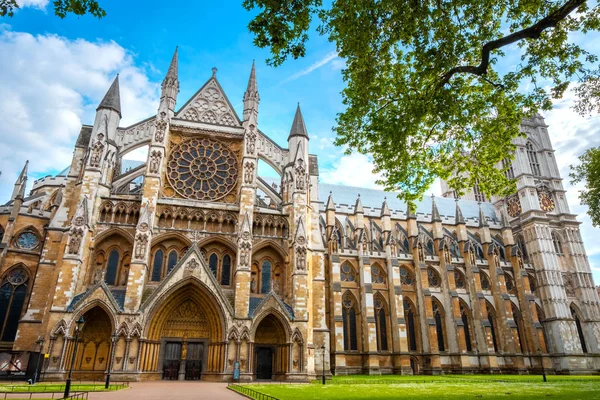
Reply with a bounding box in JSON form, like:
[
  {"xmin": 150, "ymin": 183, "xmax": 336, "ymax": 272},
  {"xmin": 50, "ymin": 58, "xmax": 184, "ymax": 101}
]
[
  {"xmin": 571, "ymin": 146, "xmax": 600, "ymax": 227},
  {"xmin": 0, "ymin": 0, "xmax": 105, "ymax": 18},
  {"xmin": 244, "ymin": 0, "xmax": 600, "ymax": 205}
]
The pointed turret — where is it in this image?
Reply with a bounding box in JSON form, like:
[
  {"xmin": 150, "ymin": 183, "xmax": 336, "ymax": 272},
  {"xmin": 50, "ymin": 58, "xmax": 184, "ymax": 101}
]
[
  {"xmin": 326, "ymin": 192, "xmax": 335, "ymax": 211},
  {"xmin": 288, "ymin": 103, "xmax": 309, "ymax": 140},
  {"xmin": 500, "ymin": 208, "xmax": 510, "ymax": 230},
  {"xmin": 354, "ymin": 194, "xmax": 364, "ymax": 229},
  {"xmin": 406, "ymin": 202, "xmax": 416, "ymax": 219},
  {"xmin": 240, "ymin": 211, "xmax": 252, "ymax": 236},
  {"xmin": 160, "ymin": 47, "xmax": 179, "ymax": 113},
  {"xmin": 11, "ymin": 160, "xmax": 28, "ymax": 200},
  {"xmin": 500, "ymin": 207, "xmax": 515, "ymax": 246},
  {"xmin": 455, "ymin": 200, "xmax": 465, "ymax": 225},
  {"xmin": 243, "ymin": 60, "xmax": 260, "ymax": 123},
  {"xmin": 97, "ymin": 75, "xmax": 121, "ymax": 117},
  {"xmin": 431, "ymin": 195, "xmax": 441, "ymax": 222},
  {"xmin": 354, "ymin": 194, "xmax": 364, "ymax": 214},
  {"xmin": 478, "ymin": 202, "xmax": 491, "ymax": 244},
  {"xmin": 381, "ymin": 198, "xmax": 391, "ymax": 217}
]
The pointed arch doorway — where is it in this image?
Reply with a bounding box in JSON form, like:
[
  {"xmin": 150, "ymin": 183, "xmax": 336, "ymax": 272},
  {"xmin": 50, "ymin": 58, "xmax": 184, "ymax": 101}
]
[
  {"xmin": 253, "ymin": 314, "xmax": 288, "ymax": 380},
  {"xmin": 145, "ymin": 281, "xmax": 225, "ymax": 381}
]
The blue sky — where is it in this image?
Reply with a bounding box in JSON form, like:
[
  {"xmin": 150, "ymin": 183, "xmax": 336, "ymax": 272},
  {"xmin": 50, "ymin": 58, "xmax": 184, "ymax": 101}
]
[{"xmin": 1, "ymin": 0, "xmax": 600, "ymax": 283}]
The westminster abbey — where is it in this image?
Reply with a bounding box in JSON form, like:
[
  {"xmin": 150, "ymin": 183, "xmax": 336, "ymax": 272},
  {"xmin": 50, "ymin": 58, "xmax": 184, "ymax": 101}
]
[{"xmin": 0, "ymin": 48, "xmax": 598, "ymax": 381}]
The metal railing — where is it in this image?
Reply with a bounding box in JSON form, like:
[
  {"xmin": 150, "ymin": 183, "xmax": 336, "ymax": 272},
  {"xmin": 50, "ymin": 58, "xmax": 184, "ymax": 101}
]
[
  {"xmin": 0, "ymin": 381, "xmax": 129, "ymax": 393},
  {"xmin": 64, "ymin": 392, "xmax": 88, "ymax": 400},
  {"xmin": 228, "ymin": 384, "xmax": 279, "ymax": 400}
]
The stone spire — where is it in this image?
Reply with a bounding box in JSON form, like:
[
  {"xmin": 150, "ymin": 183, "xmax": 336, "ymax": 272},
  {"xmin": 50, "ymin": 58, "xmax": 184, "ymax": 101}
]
[
  {"xmin": 326, "ymin": 191, "xmax": 335, "ymax": 211},
  {"xmin": 160, "ymin": 47, "xmax": 179, "ymax": 113},
  {"xmin": 500, "ymin": 207, "xmax": 511, "ymax": 230},
  {"xmin": 455, "ymin": 199, "xmax": 465, "ymax": 225},
  {"xmin": 431, "ymin": 195, "xmax": 441, "ymax": 222},
  {"xmin": 243, "ymin": 60, "xmax": 259, "ymax": 123},
  {"xmin": 11, "ymin": 160, "xmax": 28, "ymax": 200},
  {"xmin": 97, "ymin": 75, "xmax": 121, "ymax": 117},
  {"xmin": 288, "ymin": 103, "xmax": 309, "ymax": 140}
]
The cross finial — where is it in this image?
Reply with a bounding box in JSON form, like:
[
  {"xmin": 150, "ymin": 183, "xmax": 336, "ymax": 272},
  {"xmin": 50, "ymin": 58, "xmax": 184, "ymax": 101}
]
[{"xmin": 212, "ymin": 67, "xmax": 218, "ymax": 77}]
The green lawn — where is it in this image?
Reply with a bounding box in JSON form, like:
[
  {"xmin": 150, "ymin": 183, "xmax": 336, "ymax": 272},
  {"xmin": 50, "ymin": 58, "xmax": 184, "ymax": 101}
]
[
  {"xmin": 0, "ymin": 382, "xmax": 127, "ymax": 393},
  {"xmin": 232, "ymin": 375, "xmax": 600, "ymax": 400}
]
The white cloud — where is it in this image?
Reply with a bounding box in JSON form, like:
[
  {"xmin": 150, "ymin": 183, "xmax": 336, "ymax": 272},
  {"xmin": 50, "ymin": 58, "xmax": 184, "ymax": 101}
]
[
  {"xmin": 0, "ymin": 27, "xmax": 159, "ymax": 202},
  {"xmin": 16, "ymin": 0, "xmax": 48, "ymax": 10},
  {"xmin": 282, "ymin": 51, "xmax": 339, "ymax": 84},
  {"xmin": 320, "ymin": 153, "xmax": 383, "ymax": 189}
]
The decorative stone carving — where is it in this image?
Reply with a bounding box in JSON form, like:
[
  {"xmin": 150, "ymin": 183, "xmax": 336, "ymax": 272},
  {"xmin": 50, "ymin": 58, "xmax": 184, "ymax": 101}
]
[
  {"xmin": 418, "ymin": 242, "xmax": 425, "ymax": 263},
  {"xmin": 538, "ymin": 187, "xmax": 556, "ymax": 212},
  {"xmin": 120, "ymin": 266, "xmax": 129, "ymax": 286},
  {"xmin": 295, "ymin": 158, "xmax": 306, "ymax": 191},
  {"xmin": 186, "ymin": 258, "xmax": 199, "ymax": 270},
  {"xmin": 149, "ymin": 150, "xmax": 161, "ymax": 174},
  {"xmin": 239, "ymin": 241, "xmax": 251, "ymax": 267},
  {"xmin": 89, "ymin": 134, "xmax": 105, "ymax": 168},
  {"xmin": 155, "ymin": 112, "xmax": 168, "ymax": 142},
  {"xmin": 67, "ymin": 228, "xmax": 84, "ymax": 255},
  {"xmin": 246, "ymin": 124, "xmax": 257, "ymax": 154},
  {"xmin": 296, "ymin": 246, "xmax": 307, "ymax": 270},
  {"xmin": 244, "ymin": 161, "xmax": 254, "ymax": 184},
  {"xmin": 134, "ymin": 233, "xmax": 148, "ymax": 260},
  {"xmin": 329, "ymin": 228, "xmax": 339, "ymax": 253},
  {"xmin": 506, "ymin": 195, "xmax": 522, "ymax": 218}
]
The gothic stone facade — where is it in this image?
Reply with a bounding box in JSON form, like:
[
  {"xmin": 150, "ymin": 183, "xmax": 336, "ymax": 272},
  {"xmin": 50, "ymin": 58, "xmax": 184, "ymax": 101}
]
[{"xmin": 0, "ymin": 51, "xmax": 598, "ymax": 381}]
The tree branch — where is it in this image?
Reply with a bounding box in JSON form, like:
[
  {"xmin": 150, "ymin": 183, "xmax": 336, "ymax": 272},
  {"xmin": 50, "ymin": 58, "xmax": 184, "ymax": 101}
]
[{"xmin": 439, "ymin": 0, "xmax": 585, "ymax": 86}]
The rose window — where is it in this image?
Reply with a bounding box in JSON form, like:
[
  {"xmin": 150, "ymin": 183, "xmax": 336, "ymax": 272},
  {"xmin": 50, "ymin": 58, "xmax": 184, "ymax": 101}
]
[{"xmin": 167, "ymin": 137, "xmax": 238, "ymax": 201}]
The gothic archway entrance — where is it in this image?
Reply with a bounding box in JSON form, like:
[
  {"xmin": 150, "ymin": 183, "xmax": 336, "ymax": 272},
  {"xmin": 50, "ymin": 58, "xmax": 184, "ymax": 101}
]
[
  {"xmin": 253, "ymin": 314, "xmax": 288, "ymax": 380},
  {"xmin": 145, "ymin": 281, "xmax": 225, "ymax": 381}
]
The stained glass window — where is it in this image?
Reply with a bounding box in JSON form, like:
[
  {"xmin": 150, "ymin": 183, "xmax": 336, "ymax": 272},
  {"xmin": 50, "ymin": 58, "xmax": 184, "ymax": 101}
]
[
  {"xmin": 571, "ymin": 307, "xmax": 588, "ymax": 353},
  {"xmin": 374, "ymin": 297, "xmax": 388, "ymax": 351},
  {"xmin": 151, "ymin": 249, "xmax": 164, "ymax": 282},
  {"xmin": 371, "ymin": 265, "xmax": 386, "ymax": 284},
  {"xmin": 261, "ymin": 261, "xmax": 271, "ymax": 294},
  {"xmin": 427, "ymin": 268, "xmax": 441, "ymax": 288},
  {"xmin": 209, "ymin": 253, "xmax": 218, "ymax": 278},
  {"xmin": 167, "ymin": 250, "xmax": 178, "ymax": 274},
  {"xmin": 480, "ymin": 273, "xmax": 491, "ymax": 291},
  {"xmin": 105, "ymin": 249, "xmax": 119, "ymax": 285},
  {"xmin": 433, "ymin": 301, "xmax": 445, "ymax": 351},
  {"xmin": 404, "ymin": 299, "xmax": 417, "ymax": 351},
  {"xmin": 454, "ymin": 270, "xmax": 466, "ymax": 289},
  {"xmin": 340, "ymin": 263, "xmax": 357, "ymax": 282},
  {"xmin": 221, "ymin": 255, "xmax": 231, "ymax": 286},
  {"xmin": 400, "ymin": 267, "xmax": 413, "ymax": 285},
  {"xmin": 342, "ymin": 293, "xmax": 358, "ymax": 351},
  {"xmin": 527, "ymin": 141, "xmax": 541, "ymax": 176},
  {"xmin": 0, "ymin": 267, "xmax": 28, "ymax": 342}
]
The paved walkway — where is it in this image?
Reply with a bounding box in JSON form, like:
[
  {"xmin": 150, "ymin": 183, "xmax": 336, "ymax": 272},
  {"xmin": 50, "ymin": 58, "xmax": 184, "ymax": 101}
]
[{"xmin": 88, "ymin": 381, "xmax": 244, "ymax": 400}]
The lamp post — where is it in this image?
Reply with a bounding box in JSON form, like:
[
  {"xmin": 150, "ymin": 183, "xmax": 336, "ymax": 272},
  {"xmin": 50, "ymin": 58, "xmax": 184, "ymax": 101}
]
[
  {"xmin": 32, "ymin": 338, "xmax": 44, "ymax": 384},
  {"xmin": 64, "ymin": 316, "xmax": 85, "ymax": 399},
  {"xmin": 321, "ymin": 344, "xmax": 326, "ymax": 385},
  {"xmin": 105, "ymin": 332, "xmax": 118, "ymax": 389},
  {"xmin": 538, "ymin": 348, "xmax": 547, "ymax": 382}
]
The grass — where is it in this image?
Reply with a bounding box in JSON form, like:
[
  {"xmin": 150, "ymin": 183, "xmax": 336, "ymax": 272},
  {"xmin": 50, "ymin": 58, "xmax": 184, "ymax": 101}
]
[
  {"xmin": 233, "ymin": 375, "xmax": 600, "ymax": 400},
  {"xmin": 0, "ymin": 382, "xmax": 127, "ymax": 393}
]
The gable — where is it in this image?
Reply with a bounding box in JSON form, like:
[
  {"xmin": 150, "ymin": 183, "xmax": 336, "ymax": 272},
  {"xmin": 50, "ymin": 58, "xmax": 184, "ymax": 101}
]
[{"xmin": 175, "ymin": 76, "xmax": 242, "ymax": 127}]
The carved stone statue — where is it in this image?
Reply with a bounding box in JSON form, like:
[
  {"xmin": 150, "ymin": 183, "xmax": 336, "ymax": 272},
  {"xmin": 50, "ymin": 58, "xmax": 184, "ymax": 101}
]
[
  {"xmin": 296, "ymin": 246, "xmax": 306, "ymax": 270},
  {"xmin": 295, "ymin": 159, "xmax": 306, "ymax": 191},
  {"xmin": 155, "ymin": 113, "xmax": 167, "ymax": 142},
  {"xmin": 134, "ymin": 233, "xmax": 148, "ymax": 260},
  {"xmin": 67, "ymin": 228, "xmax": 83, "ymax": 255},
  {"xmin": 149, "ymin": 150, "xmax": 161, "ymax": 174},
  {"xmin": 244, "ymin": 161, "xmax": 254, "ymax": 184},
  {"xmin": 89, "ymin": 139, "xmax": 104, "ymax": 168},
  {"xmin": 120, "ymin": 266, "xmax": 129, "ymax": 286},
  {"xmin": 250, "ymin": 276, "xmax": 257, "ymax": 293},
  {"xmin": 246, "ymin": 124, "xmax": 257, "ymax": 154}
]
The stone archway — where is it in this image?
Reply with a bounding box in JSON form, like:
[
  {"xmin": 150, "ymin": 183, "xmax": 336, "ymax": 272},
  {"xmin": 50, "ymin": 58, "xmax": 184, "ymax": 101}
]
[
  {"xmin": 144, "ymin": 282, "xmax": 226, "ymax": 381},
  {"xmin": 253, "ymin": 313, "xmax": 289, "ymax": 380}
]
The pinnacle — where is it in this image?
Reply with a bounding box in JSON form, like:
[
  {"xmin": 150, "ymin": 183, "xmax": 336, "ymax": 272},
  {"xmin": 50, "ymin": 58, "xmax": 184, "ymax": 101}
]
[
  {"xmin": 166, "ymin": 46, "xmax": 178, "ymax": 79},
  {"xmin": 288, "ymin": 103, "xmax": 309, "ymax": 140},
  {"xmin": 97, "ymin": 75, "xmax": 121, "ymax": 117},
  {"xmin": 455, "ymin": 199, "xmax": 465, "ymax": 225},
  {"xmin": 431, "ymin": 195, "xmax": 441, "ymax": 222}
]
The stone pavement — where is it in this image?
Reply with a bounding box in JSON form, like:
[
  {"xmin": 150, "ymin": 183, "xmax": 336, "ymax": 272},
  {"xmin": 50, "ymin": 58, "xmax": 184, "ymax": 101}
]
[{"xmin": 88, "ymin": 381, "xmax": 244, "ymax": 400}]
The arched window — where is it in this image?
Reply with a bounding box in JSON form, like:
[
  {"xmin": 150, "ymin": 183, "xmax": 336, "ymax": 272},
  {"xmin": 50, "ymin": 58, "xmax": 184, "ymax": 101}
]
[
  {"xmin": 526, "ymin": 141, "xmax": 541, "ymax": 176},
  {"xmin": 432, "ymin": 300, "xmax": 446, "ymax": 352},
  {"xmin": 427, "ymin": 268, "xmax": 441, "ymax": 288},
  {"xmin": 473, "ymin": 179, "xmax": 486, "ymax": 202},
  {"xmin": 487, "ymin": 303, "xmax": 499, "ymax": 352},
  {"xmin": 552, "ymin": 232, "xmax": 563, "ymax": 255},
  {"xmin": 480, "ymin": 272, "xmax": 491, "ymax": 291},
  {"xmin": 449, "ymin": 239, "xmax": 460, "ymax": 258},
  {"xmin": 404, "ymin": 299, "xmax": 418, "ymax": 351},
  {"xmin": 105, "ymin": 249, "xmax": 119, "ymax": 285},
  {"xmin": 209, "ymin": 253, "xmax": 218, "ymax": 278},
  {"xmin": 371, "ymin": 264, "xmax": 386, "ymax": 284},
  {"xmin": 342, "ymin": 293, "xmax": 358, "ymax": 351},
  {"xmin": 167, "ymin": 250, "xmax": 178, "ymax": 274},
  {"xmin": 374, "ymin": 296, "xmax": 388, "ymax": 351},
  {"xmin": 571, "ymin": 306, "xmax": 588, "ymax": 353},
  {"xmin": 460, "ymin": 302, "xmax": 473, "ymax": 352},
  {"xmin": 399, "ymin": 267, "xmax": 413, "ymax": 285},
  {"xmin": 221, "ymin": 255, "xmax": 231, "ymax": 286},
  {"xmin": 454, "ymin": 270, "xmax": 466, "ymax": 289},
  {"xmin": 502, "ymin": 158, "xmax": 514, "ymax": 179},
  {"xmin": 151, "ymin": 249, "xmax": 164, "ymax": 282},
  {"xmin": 425, "ymin": 238, "xmax": 435, "ymax": 256},
  {"xmin": 340, "ymin": 263, "xmax": 357, "ymax": 282},
  {"xmin": 0, "ymin": 267, "xmax": 29, "ymax": 342},
  {"xmin": 516, "ymin": 235, "xmax": 529, "ymax": 262},
  {"xmin": 261, "ymin": 260, "xmax": 271, "ymax": 294}
]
